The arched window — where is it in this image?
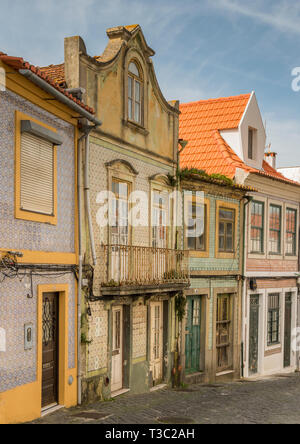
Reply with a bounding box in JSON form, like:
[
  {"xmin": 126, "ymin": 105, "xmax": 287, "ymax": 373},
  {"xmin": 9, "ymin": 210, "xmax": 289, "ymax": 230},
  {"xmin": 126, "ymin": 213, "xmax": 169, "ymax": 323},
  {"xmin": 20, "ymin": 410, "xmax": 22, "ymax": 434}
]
[{"xmin": 128, "ymin": 61, "xmax": 143, "ymax": 125}]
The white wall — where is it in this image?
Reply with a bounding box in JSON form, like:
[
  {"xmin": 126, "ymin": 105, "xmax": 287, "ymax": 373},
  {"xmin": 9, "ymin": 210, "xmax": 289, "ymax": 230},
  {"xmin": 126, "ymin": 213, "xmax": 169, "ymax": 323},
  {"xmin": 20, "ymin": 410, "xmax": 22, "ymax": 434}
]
[
  {"xmin": 278, "ymin": 167, "xmax": 300, "ymax": 183},
  {"xmin": 239, "ymin": 92, "xmax": 266, "ymax": 170}
]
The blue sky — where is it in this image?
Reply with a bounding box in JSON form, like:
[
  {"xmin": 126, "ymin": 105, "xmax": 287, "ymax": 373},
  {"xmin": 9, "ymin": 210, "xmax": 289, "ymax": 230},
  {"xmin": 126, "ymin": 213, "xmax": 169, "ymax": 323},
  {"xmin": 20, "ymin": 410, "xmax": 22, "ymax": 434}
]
[{"xmin": 1, "ymin": 0, "xmax": 300, "ymax": 166}]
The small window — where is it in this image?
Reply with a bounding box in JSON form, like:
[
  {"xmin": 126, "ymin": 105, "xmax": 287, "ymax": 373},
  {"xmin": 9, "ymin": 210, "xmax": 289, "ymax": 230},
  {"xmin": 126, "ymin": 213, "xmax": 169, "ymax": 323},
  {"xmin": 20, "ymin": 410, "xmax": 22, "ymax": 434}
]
[
  {"xmin": 286, "ymin": 208, "xmax": 297, "ymax": 255},
  {"xmin": 20, "ymin": 132, "xmax": 54, "ymax": 216},
  {"xmin": 269, "ymin": 205, "xmax": 282, "ymax": 254},
  {"xmin": 111, "ymin": 179, "xmax": 130, "ymax": 246},
  {"xmin": 250, "ymin": 201, "xmax": 264, "ymax": 253},
  {"xmin": 267, "ymin": 293, "xmax": 280, "ymax": 346},
  {"xmin": 218, "ymin": 208, "xmax": 235, "ymax": 253},
  {"xmin": 187, "ymin": 195, "xmax": 206, "ymax": 251},
  {"xmin": 152, "ymin": 190, "xmax": 168, "ymax": 249},
  {"xmin": 128, "ymin": 61, "xmax": 143, "ymax": 125},
  {"xmin": 248, "ymin": 128, "xmax": 255, "ymax": 160}
]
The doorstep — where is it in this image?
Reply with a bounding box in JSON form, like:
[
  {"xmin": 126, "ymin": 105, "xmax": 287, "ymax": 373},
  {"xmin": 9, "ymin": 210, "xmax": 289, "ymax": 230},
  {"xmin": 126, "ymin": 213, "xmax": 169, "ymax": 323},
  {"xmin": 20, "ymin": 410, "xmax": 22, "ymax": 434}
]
[
  {"xmin": 150, "ymin": 384, "xmax": 167, "ymax": 393},
  {"xmin": 111, "ymin": 388, "xmax": 130, "ymax": 398},
  {"xmin": 41, "ymin": 404, "xmax": 64, "ymax": 417}
]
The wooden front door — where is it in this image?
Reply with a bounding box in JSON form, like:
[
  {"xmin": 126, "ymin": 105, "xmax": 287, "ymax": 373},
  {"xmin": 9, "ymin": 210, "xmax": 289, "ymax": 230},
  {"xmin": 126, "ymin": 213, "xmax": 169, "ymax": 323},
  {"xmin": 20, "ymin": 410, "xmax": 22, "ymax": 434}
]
[
  {"xmin": 216, "ymin": 294, "xmax": 232, "ymax": 372},
  {"xmin": 284, "ymin": 293, "xmax": 292, "ymax": 368},
  {"xmin": 185, "ymin": 296, "xmax": 201, "ymax": 374},
  {"xmin": 111, "ymin": 306, "xmax": 123, "ymax": 393},
  {"xmin": 249, "ymin": 295, "xmax": 260, "ymax": 375},
  {"xmin": 42, "ymin": 293, "xmax": 59, "ymax": 408},
  {"xmin": 150, "ymin": 302, "xmax": 163, "ymax": 385}
]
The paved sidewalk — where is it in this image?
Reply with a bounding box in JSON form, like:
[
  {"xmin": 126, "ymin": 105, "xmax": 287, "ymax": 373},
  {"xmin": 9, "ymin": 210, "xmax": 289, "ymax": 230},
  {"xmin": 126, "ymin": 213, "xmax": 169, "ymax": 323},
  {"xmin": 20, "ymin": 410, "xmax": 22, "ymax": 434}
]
[{"xmin": 31, "ymin": 373, "xmax": 300, "ymax": 424}]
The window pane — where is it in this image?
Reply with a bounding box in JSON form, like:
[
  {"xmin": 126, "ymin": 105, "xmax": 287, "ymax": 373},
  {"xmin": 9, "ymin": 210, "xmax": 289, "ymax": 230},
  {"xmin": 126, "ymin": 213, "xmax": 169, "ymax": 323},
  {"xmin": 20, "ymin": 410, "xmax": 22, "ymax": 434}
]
[
  {"xmin": 128, "ymin": 98, "xmax": 133, "ymax": 120},
  {"xmin": 220, "ymin": 209, "xmax": 234, "ymax": 220},
  {"xmin": 134, "ymin": 102, "xmax": 141, "ymax": 123},
  {"xmin": 129, "ymin": 62, "xmax": 140, "ymax": 77},
  {"xmin": 128, "ymin": 76, "xmax": 133, "ymax": 98},
  {"xmin": 286, "ymin": 208, "xmax": 297, "ymax": 255},
  {"xmin": 135, "ymin": 80, "xmax": 141, "ymax": 101}
]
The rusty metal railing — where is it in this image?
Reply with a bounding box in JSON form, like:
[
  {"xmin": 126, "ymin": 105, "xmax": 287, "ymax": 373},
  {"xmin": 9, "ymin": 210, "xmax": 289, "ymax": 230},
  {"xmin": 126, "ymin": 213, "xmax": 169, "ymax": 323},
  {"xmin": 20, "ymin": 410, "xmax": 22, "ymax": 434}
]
[{"xmin": 99, "ymin": 245, "xmax": 190, "ymax": 287}]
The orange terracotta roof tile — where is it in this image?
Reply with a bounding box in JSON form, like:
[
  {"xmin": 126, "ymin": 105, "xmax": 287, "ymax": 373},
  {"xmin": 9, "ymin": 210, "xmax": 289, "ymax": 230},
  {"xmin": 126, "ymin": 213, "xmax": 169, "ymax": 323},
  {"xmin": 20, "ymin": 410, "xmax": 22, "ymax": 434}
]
[
  {"xmin": 0, "ymin": 54, "xmax": 94, "ymax": 114},
  {"xmin": 39, "ymin": 63, "xmax": 65, "ymax": 87},
  {"xmin": 179, "ymin": 94, "xmax": 300, "ymax": 187}
]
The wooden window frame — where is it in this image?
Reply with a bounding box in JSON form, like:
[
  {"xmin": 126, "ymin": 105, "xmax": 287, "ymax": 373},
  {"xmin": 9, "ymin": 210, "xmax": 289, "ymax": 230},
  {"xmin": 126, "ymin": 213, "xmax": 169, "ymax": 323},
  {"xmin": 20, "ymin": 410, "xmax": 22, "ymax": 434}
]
[
  {"xmin": 215, "ymin": 201, "xmax": 238, "ymax": 259},
  {"xmin": 285, "ymin": 207, "xmax": 297, "ymax": 256},
  {"xmin": 250, "ymin": 200, "xmax": 265, "ymax": 254},
  {"xmin": 218, "ymin": 208, "xmax": 235, "ymax": 253},
  {"xmin": 269, "ymin": 204, "xmax": 282, "ymax": 255},
  {"xmin": 128, "ymin": 61, "xmax": 143, "ymax": 127},
  {"xmin": 15, "ymin": 111, "xmax": 58, "ymax": 225}
]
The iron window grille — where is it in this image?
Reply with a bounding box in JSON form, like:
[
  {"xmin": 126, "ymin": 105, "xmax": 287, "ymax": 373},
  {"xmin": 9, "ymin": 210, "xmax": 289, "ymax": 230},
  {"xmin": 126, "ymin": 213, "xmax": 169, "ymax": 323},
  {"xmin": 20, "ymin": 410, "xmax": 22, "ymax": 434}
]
[{"xmin": 267, "ymin": 293, "xmax": 280, "ymax": 346}]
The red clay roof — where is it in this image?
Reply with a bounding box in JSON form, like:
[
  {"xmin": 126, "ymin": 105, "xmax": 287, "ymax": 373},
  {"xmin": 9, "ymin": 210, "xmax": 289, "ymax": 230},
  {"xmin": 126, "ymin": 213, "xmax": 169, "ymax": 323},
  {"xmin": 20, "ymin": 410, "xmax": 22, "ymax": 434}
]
[
  {"xmin": 179, "ymin": 94, "xmax": 300, "ymax": 187},
  {"xmin": 39, "ymin": 63, "xmax": 66, "ymax": 87},
  {"xmin": 0, "ymin": 54, "xmax": 94, "ymax": 114}
]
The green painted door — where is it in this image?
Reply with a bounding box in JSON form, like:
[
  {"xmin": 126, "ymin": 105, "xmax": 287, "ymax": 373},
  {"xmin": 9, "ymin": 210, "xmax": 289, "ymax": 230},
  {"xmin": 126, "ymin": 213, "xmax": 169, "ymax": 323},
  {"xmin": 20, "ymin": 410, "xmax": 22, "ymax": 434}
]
[{"xmin": 185, "ymin": 296, "xmax": 201, "ymax": 374}]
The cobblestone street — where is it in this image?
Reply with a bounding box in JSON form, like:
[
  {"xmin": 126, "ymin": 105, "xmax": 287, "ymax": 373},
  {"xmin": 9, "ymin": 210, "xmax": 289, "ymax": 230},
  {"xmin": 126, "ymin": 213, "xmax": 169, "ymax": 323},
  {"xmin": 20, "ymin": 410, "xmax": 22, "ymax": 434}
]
[{"xmin": 31, "ymin": 373, "xmax": 300, "ymax": 425}]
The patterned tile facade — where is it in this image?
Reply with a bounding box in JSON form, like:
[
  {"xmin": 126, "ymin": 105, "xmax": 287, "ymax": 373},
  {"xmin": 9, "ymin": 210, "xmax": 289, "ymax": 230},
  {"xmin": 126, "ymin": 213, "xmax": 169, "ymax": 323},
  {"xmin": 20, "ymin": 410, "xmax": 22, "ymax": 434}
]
[
  {"xmin": 0, "ymin": 90, "xmax": 75, "ymax": 253},
  {"xmin": 87, "ymin": 301, "xmax": 108, "ymax": 372},
  {"xmin": 0, "ymin": 273, "xmax": 76, "ymax": 392}
]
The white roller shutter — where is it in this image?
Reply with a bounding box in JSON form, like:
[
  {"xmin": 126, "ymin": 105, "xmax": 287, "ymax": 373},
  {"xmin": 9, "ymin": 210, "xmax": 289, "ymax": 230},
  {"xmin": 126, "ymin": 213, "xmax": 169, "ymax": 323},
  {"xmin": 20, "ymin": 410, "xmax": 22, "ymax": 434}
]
[{"xmin": 20, "ymin": 132, "xmax": 54, "ymax": 215}]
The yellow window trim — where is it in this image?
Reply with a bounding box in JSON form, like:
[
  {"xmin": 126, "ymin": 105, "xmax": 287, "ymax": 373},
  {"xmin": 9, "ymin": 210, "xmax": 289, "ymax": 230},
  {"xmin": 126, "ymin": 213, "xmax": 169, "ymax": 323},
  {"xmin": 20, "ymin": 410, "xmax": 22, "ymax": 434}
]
[
  {"xmin": 215, "ymin": 200, "xmax": 239, "ymax": 259},
  {"xmin": 0, "ymin": 249, "xmax": 77, "ymax": 265},
  {"xmin": 15, "ymin": 111, "xmax": 58, "ymax": 225},
  {"xmin": 185, "ymin": 197, "xmax": 210, "ymax": 258}
]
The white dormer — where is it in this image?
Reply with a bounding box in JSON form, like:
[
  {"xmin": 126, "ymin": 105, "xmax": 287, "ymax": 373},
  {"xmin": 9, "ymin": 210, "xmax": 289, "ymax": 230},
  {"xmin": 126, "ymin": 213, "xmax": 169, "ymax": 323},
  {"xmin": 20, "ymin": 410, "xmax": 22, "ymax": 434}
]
[{"xmin": 220, "ymin": 92, "xmax": 266, "ymax": 170}]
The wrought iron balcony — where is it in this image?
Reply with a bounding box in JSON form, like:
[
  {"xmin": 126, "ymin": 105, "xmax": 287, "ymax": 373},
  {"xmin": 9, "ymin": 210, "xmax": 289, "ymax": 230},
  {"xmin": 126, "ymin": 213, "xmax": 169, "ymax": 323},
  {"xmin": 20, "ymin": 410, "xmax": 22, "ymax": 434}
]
[{"xmin": 99, "ymin": 245, "xmax": 190, "ymax": 292}]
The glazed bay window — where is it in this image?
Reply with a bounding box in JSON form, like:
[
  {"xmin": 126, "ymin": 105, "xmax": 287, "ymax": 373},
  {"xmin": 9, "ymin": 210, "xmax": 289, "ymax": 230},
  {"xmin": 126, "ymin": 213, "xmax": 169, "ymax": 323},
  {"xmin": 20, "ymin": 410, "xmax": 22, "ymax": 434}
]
[
  {"xmin": 218, "ymin": 208, "xmax": 235, "ymax": 253},
  {"xmin": 286, "ymin": 208, "xmax": 297, "ymax": 256},
  {"xmin": 267, "ymin": 293, "xmax": 280, "ymax": 346},
  {"xmin": 128, "ymin": 61, "xmax": 142, "ymax": 125},
  {"xmin": 250, "ymin": 201, "xmax": 264, "ymax": 253},
  {"xmin": 269, "ymin": 205, "xmax": 282, "ymax": 254},
  {"xmin": 187, "ymin": 196, "xmax": 206, "ymax": 251}
]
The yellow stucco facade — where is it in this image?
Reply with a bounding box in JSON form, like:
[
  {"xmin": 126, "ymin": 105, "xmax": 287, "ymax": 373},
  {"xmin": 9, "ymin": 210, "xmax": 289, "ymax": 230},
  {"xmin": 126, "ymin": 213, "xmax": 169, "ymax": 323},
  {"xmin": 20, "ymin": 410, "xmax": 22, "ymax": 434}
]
[{"xmin": 0, "ymin": 60, "xmax": 79, "ymax": 423}]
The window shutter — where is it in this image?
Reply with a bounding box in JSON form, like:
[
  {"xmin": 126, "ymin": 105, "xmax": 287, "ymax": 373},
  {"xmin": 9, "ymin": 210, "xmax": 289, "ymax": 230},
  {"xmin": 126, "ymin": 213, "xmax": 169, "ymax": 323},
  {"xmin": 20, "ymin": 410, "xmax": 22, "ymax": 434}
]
[{"xmin": 20, "ymin": 132, "xmax": 54, "ymax": 215}]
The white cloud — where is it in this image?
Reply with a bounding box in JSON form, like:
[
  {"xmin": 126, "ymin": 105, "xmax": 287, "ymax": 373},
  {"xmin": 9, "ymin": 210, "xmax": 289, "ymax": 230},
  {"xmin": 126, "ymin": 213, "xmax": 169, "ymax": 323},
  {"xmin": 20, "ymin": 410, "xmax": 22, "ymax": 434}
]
[{"xmin": 212, "ymin": 0, "xmax": 300, "ymax": 36}]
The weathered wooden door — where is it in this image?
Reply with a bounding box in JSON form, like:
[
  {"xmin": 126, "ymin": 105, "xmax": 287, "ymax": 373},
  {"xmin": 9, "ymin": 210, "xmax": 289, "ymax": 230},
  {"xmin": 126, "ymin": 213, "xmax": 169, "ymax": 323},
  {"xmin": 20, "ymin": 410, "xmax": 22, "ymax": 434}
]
[
  {"xmin": 249, "ymin": 294, "xmax": 260, "ymax": 375},
  {"xmin": 216, "ymin": 294, "xmax": 232, "ymax": 372},
  {"xmin": 111, "ymin": 306, "xmax": 123, "ymax": 392},
  {"xmin": 150, "ymin": 302, "xmax": 163, "ymax": 385},
  {"xmin": 185, "ymin": 296, "xmax": 201, "ymax": 374},
  {"xmin": 284, "ymin": 293, "xmax": 292, "ymax": 368},
  {"xmin": 42, "ymin": 293, "xmax": 59, "ymax": 408}
]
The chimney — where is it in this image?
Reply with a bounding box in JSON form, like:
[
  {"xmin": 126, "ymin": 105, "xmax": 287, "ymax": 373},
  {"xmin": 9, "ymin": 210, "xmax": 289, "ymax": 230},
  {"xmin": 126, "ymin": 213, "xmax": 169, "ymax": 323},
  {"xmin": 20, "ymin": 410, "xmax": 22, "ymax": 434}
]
[{"xmin": 265, "ymin": 150, "xmax": 277, "ymax": 169}]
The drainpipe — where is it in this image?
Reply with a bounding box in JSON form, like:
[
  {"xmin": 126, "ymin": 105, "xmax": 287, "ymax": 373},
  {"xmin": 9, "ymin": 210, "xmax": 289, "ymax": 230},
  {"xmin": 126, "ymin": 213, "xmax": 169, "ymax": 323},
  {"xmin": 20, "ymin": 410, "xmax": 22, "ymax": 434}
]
[
  {"xmin": 84, "ymin": 131, "xmax": 97, "ymax": 266},
  {"xmin": 77, "ymin": 124, "xmax": 100, "ymax": 406},
  {"xmin": 241, "ymin": 195, "xmax": 253, "ymax": 378}
]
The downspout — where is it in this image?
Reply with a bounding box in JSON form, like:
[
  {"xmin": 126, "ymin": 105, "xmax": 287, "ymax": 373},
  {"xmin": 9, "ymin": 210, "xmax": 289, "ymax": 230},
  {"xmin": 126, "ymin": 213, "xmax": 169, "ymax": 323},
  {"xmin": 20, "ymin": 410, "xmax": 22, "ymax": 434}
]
[
  {"xmin": 77, "ymin": 124, "xmax": 100, "ymax": 405},
  {"xmin": 241, "ymin": 195, "xmax": 253, "ymax": 378},
  {"xmin": 84, "ymin": 131, "xmax": 97, "ymax": 266}
]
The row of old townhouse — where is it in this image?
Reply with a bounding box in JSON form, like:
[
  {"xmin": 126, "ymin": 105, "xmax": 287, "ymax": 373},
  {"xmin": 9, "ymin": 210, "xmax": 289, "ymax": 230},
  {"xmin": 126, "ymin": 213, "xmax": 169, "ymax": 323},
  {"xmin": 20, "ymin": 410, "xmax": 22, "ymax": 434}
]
[{"xmin": 0, "ymin": 24, "xmax": 299, "ymax": 424}]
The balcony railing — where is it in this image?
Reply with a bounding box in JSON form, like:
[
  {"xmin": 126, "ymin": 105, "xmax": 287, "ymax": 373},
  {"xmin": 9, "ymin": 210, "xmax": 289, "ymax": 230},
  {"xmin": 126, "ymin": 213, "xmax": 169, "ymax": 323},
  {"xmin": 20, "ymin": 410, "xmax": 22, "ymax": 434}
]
[{"xmin": 99, "ymin": 245, "xmax": 190, "ymax": 288}]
